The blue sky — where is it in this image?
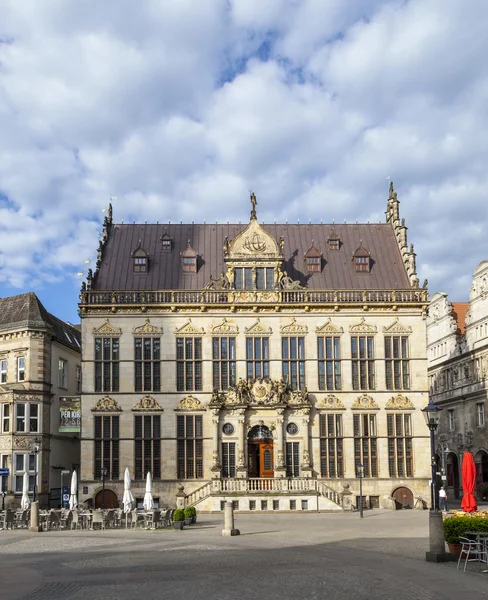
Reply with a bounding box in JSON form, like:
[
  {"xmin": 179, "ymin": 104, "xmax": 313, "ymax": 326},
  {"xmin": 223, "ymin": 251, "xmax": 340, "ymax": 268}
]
[{"xmin": 1, "ymin": 0, "xmax": 488, "ymax": 324}]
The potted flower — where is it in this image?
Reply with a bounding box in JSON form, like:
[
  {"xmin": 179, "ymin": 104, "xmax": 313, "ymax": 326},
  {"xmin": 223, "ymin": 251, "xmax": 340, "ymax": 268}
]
[
  {"xmin": 444, "ymin": 516, "xmax": 488, "ymax": 556},
  {"xmin": 183, "ymin": 506, "xmax": 193, "ymax": 526},
  {"xmin": 185, "ymin": 506, "xmax": 197, "ymax": 524},
  {"xmin": 173, "ymin": 508, "xmax": 185, "ymax": 530}
]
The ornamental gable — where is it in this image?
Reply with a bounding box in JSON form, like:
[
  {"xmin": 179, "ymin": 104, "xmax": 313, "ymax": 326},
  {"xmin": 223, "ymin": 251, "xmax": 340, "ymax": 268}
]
[
  {"xmin": 92, "ymin": 319, "xmax": 122, "ymax": 336},
  {"xmin": 383, "ymin": 318, "xmax": 412, "ymax": 335},
  {"xmin": 211, "ymin": 318, "xmax": 239, "ymax": 335},
  {"xmin": 92, "ymin": 396, "xmax": 122, "ymax": 412},
  {"xmin": 315, "ymin": 319, "xmax": 344, "ymax": 335},
  {"xmin": 132, "ymin": 395, "xmax": 164, "ymax": 411},
  {"xmin": 385, "ymin": 394, "xmax": 414, "ymax": 410},
  {"xmin": 349, "ymin": 318, "xmax": 377, "ymax": 335},
  {"xmin": 176, "ymin": 395, "xmax": 205, "ymax": 411},
  {"xmin": 351, "ymin": 394, "xmax": 379, "ymax": 410},
  {"xmin": 280, "ymin": 318, "xmax": 308, "ymax": 335},
  {"xmin": 317, "ymin": 395, "xmax": 345, "ymax": 410},
  {"xmin": 245, "ymin": 318, "xmax": 272, "ymax": 336},
  {"xmin": 132, "ymin": 318, "xmax": 163, "ymax": 336},
  {"xmin": 174, "ymin": 319, "xmax": 205, "ymax": 336}
]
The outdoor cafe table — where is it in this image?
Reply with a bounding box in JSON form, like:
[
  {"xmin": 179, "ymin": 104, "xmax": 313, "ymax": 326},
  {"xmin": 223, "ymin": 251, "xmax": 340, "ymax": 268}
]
[{"xmin": 465, "ymin": 531, "xmax": 488, "ymax": 572}]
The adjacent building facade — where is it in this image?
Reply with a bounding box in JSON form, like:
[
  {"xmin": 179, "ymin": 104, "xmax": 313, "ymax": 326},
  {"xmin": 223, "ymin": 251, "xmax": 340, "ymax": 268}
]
[
  {"xmin": 427, "ymin": 261, "xmax": 488, "ymax": 499},
  {"xmin": 0, "ymin": 293, "xmax": 81, "ymax": 508},
  {"xmin": 79, "ymin": 184, "xmax": 430, "ymax": 511}
]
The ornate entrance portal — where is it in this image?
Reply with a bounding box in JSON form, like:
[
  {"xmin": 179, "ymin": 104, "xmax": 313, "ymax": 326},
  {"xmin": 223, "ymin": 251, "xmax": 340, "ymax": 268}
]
[{"xmin": 248, "ymin": 424, "xmax": 274, "ymax": 478}]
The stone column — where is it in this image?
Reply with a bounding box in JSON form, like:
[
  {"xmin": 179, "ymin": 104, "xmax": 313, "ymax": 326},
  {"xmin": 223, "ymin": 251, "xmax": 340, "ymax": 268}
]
[
  {"xmin": 236, "ymin": 410, "xmax": 247, "ymax": 479},
  {"xmin": 275, "ymin": 408, "xmax": 286, "ymax": 478},
  {"xmin": 222, "ymin": 500, "xmax": 240, "ymax": 536},
  {"xmin": 300, "ymin": 408, "xmax": 313, "ymax": 478},
  {"xmin": 210, "ymin": 409, "xmax": 221, "ymax": 479}
]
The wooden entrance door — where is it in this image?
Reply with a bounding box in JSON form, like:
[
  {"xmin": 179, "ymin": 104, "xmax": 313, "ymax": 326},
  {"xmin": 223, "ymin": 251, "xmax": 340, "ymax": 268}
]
[
  {"xmin": 392, "ymin": 487, "xmax": 413, "ymax": 509},
  {"xmin": 259, "ymin": 443, "xmax": 274, "ymax": 478},
  {"xmin": 95, "ymin": 489, "xmax": 118, "ymax": 509}
]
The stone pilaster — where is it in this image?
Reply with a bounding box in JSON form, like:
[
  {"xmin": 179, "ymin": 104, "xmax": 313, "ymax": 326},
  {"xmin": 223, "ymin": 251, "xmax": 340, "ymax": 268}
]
[
  {"xmin": 274, "ymin": 408, "xmax": 286, "ymax": 478},
  {"xmin": 300, "ymin": 409, "xmax": 313, "ymax": 478},
  {"xmin": 210, "ymin": 409, "xmax": 221, "ymax": 479},
  {"xmin": 236, "ymin": 410, "xmax": 247, "ymax": 479}
]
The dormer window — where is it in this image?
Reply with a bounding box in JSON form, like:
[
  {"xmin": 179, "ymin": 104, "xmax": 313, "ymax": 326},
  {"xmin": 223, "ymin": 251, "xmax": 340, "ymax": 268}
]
[
  {"xmin": 353, "ymin": 241, "xmax": 371, "ymax": 273},
  {"xmin": 327, "ymin": 230, "xmax": 340, "ymax": 250},
  {"xmin": 161, "ymin": 229, "xmax": 172, "ymax": 252},
  {"xmin": 180, "ymin": 240, "xmax": 198, "ymax": 274},
  {"xmin": 131, "ymin": 242, "xmax": 149, "ymax": 273},
  {"xmin": 304, "ymin": 241, "xmax": 322, "ymax": 273}
]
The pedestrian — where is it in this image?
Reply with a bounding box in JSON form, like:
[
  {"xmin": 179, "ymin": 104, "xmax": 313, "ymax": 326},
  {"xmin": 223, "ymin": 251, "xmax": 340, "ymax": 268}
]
[{"xmin": 439, "ymin": 486, "xmax": 448, "ymax": 511}]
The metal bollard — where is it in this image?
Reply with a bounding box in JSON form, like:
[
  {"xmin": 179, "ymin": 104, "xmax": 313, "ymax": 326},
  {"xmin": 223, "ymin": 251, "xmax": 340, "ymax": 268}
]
[{"xmin": 222, "ymin": 500, "xmax": 240, "ymax": 537}]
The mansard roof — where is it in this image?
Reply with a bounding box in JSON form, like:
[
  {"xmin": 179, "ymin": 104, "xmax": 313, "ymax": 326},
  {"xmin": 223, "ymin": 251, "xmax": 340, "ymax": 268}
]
[
  {"xmin": 92, "ymin": 221, "xmax": 411, "ymax": 291},
  {"xmin": 0, "ymin": 292, "xmax": 81, "ymax": 352}
]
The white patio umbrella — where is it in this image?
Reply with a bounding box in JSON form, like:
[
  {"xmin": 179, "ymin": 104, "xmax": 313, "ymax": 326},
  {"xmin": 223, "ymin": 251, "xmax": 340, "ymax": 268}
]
[
  {"xmin": 69, "ymin": 470, "xmax": 78, "ymax": 510},
  {"xmin": 20, "ymin": 472, "xmax": 30, "ymax": 510},
  {"xmin": 123, "ymin": 468, "xmax": 135, "ymax": 528},
  {"xmin": 143, "ymin": 471, "xmax": 154, "ymax": 510}
]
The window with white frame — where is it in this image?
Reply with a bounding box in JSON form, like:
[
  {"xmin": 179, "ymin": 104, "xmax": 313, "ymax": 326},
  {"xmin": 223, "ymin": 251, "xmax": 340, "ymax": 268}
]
[
  {"xmin": 14, "ymin": 453, "xmax": 37, "ymax": 493},
  {"xmin": 76, "ymin": 365, "xmax": 82, "ymax": 394},
  {"xmin": 0, "ymin": 359, "xmax": 6, "ymax": 383},
  {"xmin": 448, "ymin": 409, "xmax": 455, "ymax": 432},
  {"xmin": 477, "ymin": 403, "xmax": 485, "ymax": 427},
  {"xmin": 58, "ymin": 359, "xmax": 68, "ymax": 388},
  {"xmin": 17, "ymin": 357, "xmax": 25, "ymax": 382},
  {"xmin": 15, "ymin": 403, "xmax": 39, "ymax": 433},
  {"xmin": 1, "ymin": 455, "xmax": 8, "ymax": 491},
  {"xmin": 1, "ymin": 404, "xmax": 10, "ymax": 433}
]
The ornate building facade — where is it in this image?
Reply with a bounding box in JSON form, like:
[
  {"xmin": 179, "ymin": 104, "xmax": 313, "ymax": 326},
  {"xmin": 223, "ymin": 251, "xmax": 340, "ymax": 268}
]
[
  {"xmin": 0, "ymin": 293, "xmax": 81, "ymax": 508},
  {"xmin": 427, "ymin": 261, "xmax": 488, "ymax": 500},
  {"xmin": 79, "ymin": 184, "xmax": 430, "ymax": 511}
]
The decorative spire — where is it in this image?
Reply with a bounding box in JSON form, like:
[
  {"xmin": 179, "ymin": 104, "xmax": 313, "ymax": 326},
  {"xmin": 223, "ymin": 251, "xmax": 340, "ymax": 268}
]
[{"xmin": 250, "ymin": 191, "xmax": 257, "ymax": 220}]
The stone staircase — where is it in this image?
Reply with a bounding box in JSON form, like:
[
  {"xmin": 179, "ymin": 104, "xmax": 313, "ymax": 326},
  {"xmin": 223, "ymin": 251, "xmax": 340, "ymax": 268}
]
[{"xmin": 185, "ymin": 478, "xmax": 343, "ymax": 513}]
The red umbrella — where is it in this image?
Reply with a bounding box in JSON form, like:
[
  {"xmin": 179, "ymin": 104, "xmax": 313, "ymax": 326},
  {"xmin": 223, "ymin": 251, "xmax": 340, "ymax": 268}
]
[{"xmin": 461, "ymin": 451, "xmax": 478, "ymax": 513}]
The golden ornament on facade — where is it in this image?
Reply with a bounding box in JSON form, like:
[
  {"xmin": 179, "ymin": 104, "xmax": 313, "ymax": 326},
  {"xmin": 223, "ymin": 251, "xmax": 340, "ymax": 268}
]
[
  {"xmin": 244, "ymin": 318, "xmax": 272, "ymax": 335},
  {"xmin": 280, "ymin": 317, "xmax": 308, "ymax": 335},
  {"xmin": 132, "ymin": 395, "xmax": 164, "ymax": 411},
  {"xmin": 317, "ymin": 394, "xmax": 346, "ymax": 410},
  {"xmin": 385, "ymin": 394, "xmax": 415, "ymax": 410},
  {"xmin": 174, "ymin": 318, "xmax": 205, "ymax": 336},
  {"xmin": 177, "ymin": 395, "xmax": 204, "ymax": 411},
  {"xmin": 211, "ymin": 318, "xmax": 239, "ymax": 335},
  {"xmin": 92, "ymin": 396, "xmax": 122, "ymax": 412},
  {"xmin": 351, "ymin": 394, "xmax": 379, "ymax": 410},
  {"xmin": 92, "ymin": 318, "xmax": 122, "ymax": 336},
  {"xmin": 382, "ymin": 318, "xmax": 413, "ymax": 335},
  {"xmin": 132, "ymin": 318, "xmax": 163, "ymax": 336},
  {"xmin": 315, "ymin": 318, "xmax": 344, "ymax": 335},
  {"xmin": 349, "ymin": 317, "xmax": 377, "ymax": 334}
]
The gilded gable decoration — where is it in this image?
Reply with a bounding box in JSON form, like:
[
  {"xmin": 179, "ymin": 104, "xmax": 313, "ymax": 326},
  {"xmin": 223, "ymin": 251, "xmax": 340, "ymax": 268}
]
[
  {"xmin": 383, "ymin": 318, "xmax": 412, "ymax": 335},
  {"xmin": 132, "ymin": 318, "xmax": 163, "ymax": 336},
  {"xmin": 211, "ymin": 318, "xmax": 239, "ymax": 335},
  {"xmin": 245, "ymin": 318, "xmax": 272, "ymax": 336},
  {"xmin": 176, "ymin": 395, "xmax": 205, "ymax": 411},
  {"xmin": 317, "ymin": 395, "xmax": 346, "ymax": 410},
  {"xmin": 349, "ymin": 318, "xmax": 377, "ymax": 334},
  {"xmin": 174, "ymin": 319, "xmax": 205, "ymax": 336},
  {"xmin": 385, "ymin": 394, "xmax": 415, "ymax": 410},
  {"xmin": 132, "ymin": 395, "xmax": 164, "ymax": 412},
  {"xmin": 351, "ymin": 394, "xmax": 379, "ymax": 410},
  {"xmin": 92, "ymin": 319, "xmax": 122, "ymax": 336},
  {"xmin": 92, "ymin": 396, "xmax": 122, "ymax": 412},
  {"xmin": 316, "ymin": 319, "xmax": 344, "ymax": 335},
  {"xmin": 280, "ymin": 318, "xmax": 308, "ymax": 335},
  {"xmin": 226, "ymin": 203, "xmax": 281, "ymax": 260}
]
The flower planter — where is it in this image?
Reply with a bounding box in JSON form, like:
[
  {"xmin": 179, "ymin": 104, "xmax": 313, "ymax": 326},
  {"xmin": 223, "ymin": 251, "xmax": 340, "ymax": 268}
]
[
  {"xmin": 447, "ymin": 543, "xmax": 462, "ymax": 558},
  {"xmin": 173, "ymin": 521, "xmax": 184, "ymax": 530},
  {"xmin": 191, "ymin": 516, "xmax": 197, "ymax": 524},
  {"xmin": 184, "ymin": 518, "xmax": 192, "ymax": 526}
]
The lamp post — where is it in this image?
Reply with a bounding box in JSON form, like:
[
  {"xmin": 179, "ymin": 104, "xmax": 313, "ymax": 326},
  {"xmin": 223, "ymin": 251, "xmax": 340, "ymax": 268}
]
[
  {"xmin": 357, "ymin": 463, "xmax": 364, "ymax": 518},
  {"xmin": 422, "ymin": 402, "xmax": 441, "ymax": 511},
  {"xmin": 29, "ymin": 436, "xmax": 41, "ymax": 503},
  {"xmin": 101, "ymin": 466, "xmax": 108, "ymax": 510}
]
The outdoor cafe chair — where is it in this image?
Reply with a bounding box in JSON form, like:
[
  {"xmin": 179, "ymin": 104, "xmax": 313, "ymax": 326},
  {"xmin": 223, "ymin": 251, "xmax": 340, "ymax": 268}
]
[
  {"xmin": 146, "ymin": 510, "xmax": 161, "ymax": 530},
  {"xmin": 161, "ymin": 509, "xmax": 172, "ymax": 528},
  {"xmin": 43, "ymin": 510, "xmax": 60, "ymax": 532},
  {"xmin": 70, "ymin": 510, "xmax": 80, "ymax": 530},
  {"xmin": 3, "ymin": 509, "xmax": 15, "ymax": 530},
  {"xmin": 91, "ymin": 510, "xmax": 103, "ymax": 530},
  {"xmin": 457, "ymin": 537, "xmax": 483, "ymax": 572}
]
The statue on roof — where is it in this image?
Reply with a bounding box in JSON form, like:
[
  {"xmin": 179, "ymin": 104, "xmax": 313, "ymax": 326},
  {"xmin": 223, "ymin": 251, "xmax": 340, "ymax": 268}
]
[{"xmin": 250, "ymin": 191, "xmax": 257, "ymax": 219}]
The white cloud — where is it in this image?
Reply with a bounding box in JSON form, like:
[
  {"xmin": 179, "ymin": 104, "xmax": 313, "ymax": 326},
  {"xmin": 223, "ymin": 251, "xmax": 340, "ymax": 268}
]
[{"xmin": 1, "ymin": 0, "xmax": 488, "ymax": 314}]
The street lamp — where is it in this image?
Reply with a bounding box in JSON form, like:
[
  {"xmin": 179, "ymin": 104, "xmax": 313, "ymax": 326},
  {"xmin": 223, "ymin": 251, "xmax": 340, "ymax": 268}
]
[
  {"xmin": 356, "ymin": 463, "xmax": 364, "ymax": 518},
  {"xmin": 101, "ymin": 466, "xmax": 108, "ymax": 510},
  {"xmin": 422, "ymin": 402, "xmax": 442, "ymax": 511},
  {"xmin": 29, "ymin": 436, "xmax": 41, "ymax": 503}
]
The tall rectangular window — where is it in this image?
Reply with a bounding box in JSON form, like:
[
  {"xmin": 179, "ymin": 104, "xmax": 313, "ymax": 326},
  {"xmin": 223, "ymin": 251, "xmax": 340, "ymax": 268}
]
[
  {"xmin": 134, "ymin": 415, "xmax": 161, "ymax": 480},
  {"xmin": 177, "ymin": 415, "xmax": 203, "ymax": 479},
  {"xmin": 387, "ymin": 414, "xmax": 413, "ymax": 477},
  {"xmin": 385, "ymin": 336, "xmax": 410, "ymax": 390},
  {"xmin": 212, "ymin": 337, "xmax": 236, "ymax": 390},
  {"xmin": 0, "ymin": 359, "xmax": 6, "ymax": 383},
  {"xmin": 318, "ymin": 337, "xmax": 341, "ymax": 390},
  {"xmin": 76, "ymin": 365, "xmax": 82, "ymax": 394},
  {"xmin": 256, "ymin": 268, "xmax": 274, "ymax": 290},
  {"xmin": 286, "ymin": 442, "xmax": 300, "ymax": 477},
  {"xmin": 351, "ymin": 337, "xmax": 375, "ymax": 390},
  {"xmin": 282, "ymin": 337, "xmax": 305, "ymax": 390},
  {"xmin": 135, "ymin": 338, "xmax": 161, "ymax": 392},
  {"xmin": 94, "ymin": 415, "xmax": 120, "ymax": 480},
  {"xmin": 14, "ymin": 453, "xmax": 37, "ymax": 493},
  {"xmin": 477, "ymin": 403, "xmax": 485, "ymax": 427},
  {"xmin": 246, "ymin": 337, "xmax": 269, "ymax": 380},
  {"xmin": 94, "ymin": 338, "xmax": 120, "ymax": 392},
  {"xmin": 17, "ymin": 357, "xmax": 25, "ymax": 382},
  {"xmin": 353, "ymin": 414, "xmax": 378, "ymax": 477},
  {"xmin": 1, "ymin": 404, "xmax": 10, "ymax": 433},
  {"xmin": 15, "ymin": 403, "xmax": 39, "ymax": 433},
  {"xmin": 176, "ymin": 338, "xmax": 202, "ymax": 392},
  {"xmin": 58, "ymin": 359, "xmax": 68, "ymax": 388},
  {"xmin": 319, "ymin": 414, "xmax": 344, "ymax": 477},
  {"xmin": 221, "ymin": 442, "xmax": 236, "ymax": 478},
  {"xmin": 448, "ymin": 409, "xmax": 455, "ymax": 431}
]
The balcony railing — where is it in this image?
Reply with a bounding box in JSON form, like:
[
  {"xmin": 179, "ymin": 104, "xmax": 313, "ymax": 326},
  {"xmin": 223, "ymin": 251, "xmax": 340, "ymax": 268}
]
[{"xmin": 80, "ymin": 288, "xmax": 428, "ymax": 307}]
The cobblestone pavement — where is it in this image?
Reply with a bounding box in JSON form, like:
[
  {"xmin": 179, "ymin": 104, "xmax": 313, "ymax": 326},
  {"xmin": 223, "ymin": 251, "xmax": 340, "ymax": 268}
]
[{"xmin": 1, "ymin": 511, "xmax": 488, "ymax": 600}]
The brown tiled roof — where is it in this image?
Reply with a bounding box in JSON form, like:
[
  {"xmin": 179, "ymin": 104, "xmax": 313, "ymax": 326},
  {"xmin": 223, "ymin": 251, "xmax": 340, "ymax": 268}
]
[
  {"xmin": 452, "ymin": 302, "xmax": 469, "ymax": 335},
  {"xmin": 92, "ymin": 223, "xmax": 412, "ymax": 291},
  {"xmin": 0, "ymin": 292, "xmax": 81, "ymax": 352}
]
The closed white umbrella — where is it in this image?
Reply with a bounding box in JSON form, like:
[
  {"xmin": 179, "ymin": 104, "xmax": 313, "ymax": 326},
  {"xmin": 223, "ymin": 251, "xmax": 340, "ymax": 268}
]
[
  {"xmin": 123, "ymin": 468, "xmax": 135, "ymax": 528},
  {"xmin": 143, "ymin": 472, "xmax": 154, "ymax": 510},
  {"xmin": 69, "ymin": 470, "xmax": 78, "ymax": 510},
  {"xmin": 20, "ymin": 472, "xmax": 30, "ymax": 510}
]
